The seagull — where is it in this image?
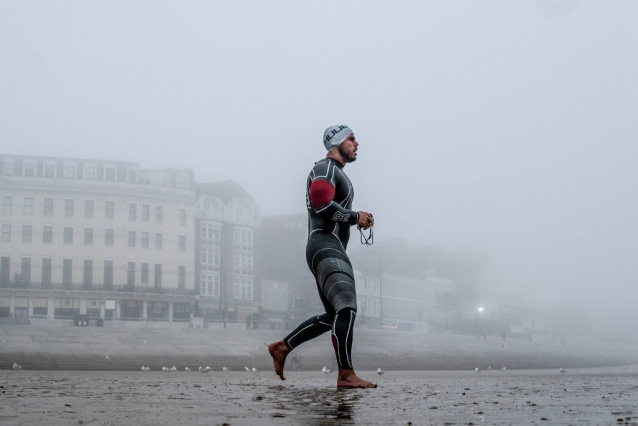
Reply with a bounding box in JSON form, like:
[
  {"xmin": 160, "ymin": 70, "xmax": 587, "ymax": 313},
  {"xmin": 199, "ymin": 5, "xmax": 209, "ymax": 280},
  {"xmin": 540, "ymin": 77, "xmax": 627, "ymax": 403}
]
[
  {"xmin": 559, "ymin": 368, "xmax": 567, "ymax": 373},
  {"xmin": 500, "ymin": 367, "xmax": 506, "ymax": 371},
  {"xmin": 222, "ymin": 367, "xmax": 229, "ymax": 372},
  {"xmin": 376, "ymin": 367, "xmax": 384, "ymax": 375},
  {"xmin": 198, "ymin": 366, "xmax": 203, "ymax": 372},
  {"xmin": 204, "ymin": 366, "xmax": 212, "ymax": 372},
  {"xmin": 105, "ymin": 355, "xmax": 110, "ymax": 360},
  {"xmin": 162, "ymin": 367, "xmax": 170, "ymax": 372},
  {"xmin": 170, "ymin": 366, "xmax": 177, "ymax": 372},
  {"xmin": 140, "ymin": 366, "xmax": 146, "ymax": 371},
  {"xmin": 145, "ymin": 366, "xmax": 151, "ymax": 371},
  {"xmin": 184, "ymin": 367, "xmax": 191, "ymax": 371},
  {"xmin": 245, "ymin": 367, "xmax": 251, "ymax": 372},
  {"xmin": 13, "ymin": 363, "xmax": 22, "ymax": 370},
  {"xmin": 252, "ymin": 367, "xmax": 260, "ymax": 373},
  {"xmin": 143, "ymin": 340, "xmax": 147, "ymax": 345},
  {"xmin": 488, "ymin": 366, "xmax": 492, "ymax": 370},
  {"xmin": 322, "ymin": 366, "xmax": 332, "ymax": 374}
]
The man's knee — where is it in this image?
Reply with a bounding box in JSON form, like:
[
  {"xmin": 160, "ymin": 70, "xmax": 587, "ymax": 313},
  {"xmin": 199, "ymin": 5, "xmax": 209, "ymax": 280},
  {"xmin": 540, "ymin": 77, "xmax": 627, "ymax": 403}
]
[{"xmin": 336, "ymin": 305, "xmax": 357, "ymax": 316}]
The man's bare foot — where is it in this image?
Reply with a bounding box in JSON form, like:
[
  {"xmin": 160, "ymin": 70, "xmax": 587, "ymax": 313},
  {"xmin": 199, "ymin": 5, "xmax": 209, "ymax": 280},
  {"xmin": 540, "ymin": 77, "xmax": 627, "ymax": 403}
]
[
  {"xmin": 267, "ymin": 340, "xmax": 291, "ymax": 380},
  {"xmin": 337, "ymin": 368, "xmax": 377, "ymax": 388}
]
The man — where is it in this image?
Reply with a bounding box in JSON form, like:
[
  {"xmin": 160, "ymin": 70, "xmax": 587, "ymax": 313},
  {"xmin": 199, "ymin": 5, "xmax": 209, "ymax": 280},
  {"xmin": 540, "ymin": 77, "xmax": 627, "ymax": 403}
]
[{"xmin": 268, "ymin": 125, "xmax": 376, "ymax": 388}]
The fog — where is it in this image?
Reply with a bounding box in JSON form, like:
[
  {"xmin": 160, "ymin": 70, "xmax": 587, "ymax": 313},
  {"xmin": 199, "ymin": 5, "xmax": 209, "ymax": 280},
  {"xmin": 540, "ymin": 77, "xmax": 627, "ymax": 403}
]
[{"xmin": 1, "ymin": 0, "xmax": 637, "ymax": 311}]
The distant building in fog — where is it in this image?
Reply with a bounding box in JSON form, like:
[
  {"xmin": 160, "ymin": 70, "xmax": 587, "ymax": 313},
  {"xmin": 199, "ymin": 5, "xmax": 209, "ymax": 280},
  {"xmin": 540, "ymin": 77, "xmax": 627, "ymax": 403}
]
[
  {"xmin": 0, "ymin": 154, "xmax": 196, "ymax": 322},
  {"xmin": 194, "ymin": 180, "xmax": 261, "ymax": 323}
]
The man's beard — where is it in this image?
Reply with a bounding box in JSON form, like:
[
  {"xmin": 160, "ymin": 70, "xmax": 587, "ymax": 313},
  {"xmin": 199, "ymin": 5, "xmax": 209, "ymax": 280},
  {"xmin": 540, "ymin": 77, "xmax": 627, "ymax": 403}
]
[{"xmin": 338, "ymin": 144, "xmax": 357, "ymax": 163}]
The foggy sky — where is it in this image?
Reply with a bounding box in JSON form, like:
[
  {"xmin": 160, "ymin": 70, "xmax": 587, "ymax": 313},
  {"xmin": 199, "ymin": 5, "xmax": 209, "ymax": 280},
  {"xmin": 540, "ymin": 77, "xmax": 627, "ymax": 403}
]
[{"xmin": 1, "ymin": 1, "xmax": 637, "ymax": 308}]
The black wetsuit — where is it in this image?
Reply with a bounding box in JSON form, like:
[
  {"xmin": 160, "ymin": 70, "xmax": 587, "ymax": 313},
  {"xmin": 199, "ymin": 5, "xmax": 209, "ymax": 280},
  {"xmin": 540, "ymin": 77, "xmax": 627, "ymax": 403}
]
[{"xmin": 283, "ymin": 158, "xmax": 360, "ymax": 369}]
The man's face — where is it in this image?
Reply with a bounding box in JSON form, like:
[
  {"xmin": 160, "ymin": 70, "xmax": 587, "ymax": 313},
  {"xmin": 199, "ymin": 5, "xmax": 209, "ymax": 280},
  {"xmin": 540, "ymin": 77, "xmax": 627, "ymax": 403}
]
[{"xmin": 337, "ymin": 133, "xmax": 358, "ymax": 163}]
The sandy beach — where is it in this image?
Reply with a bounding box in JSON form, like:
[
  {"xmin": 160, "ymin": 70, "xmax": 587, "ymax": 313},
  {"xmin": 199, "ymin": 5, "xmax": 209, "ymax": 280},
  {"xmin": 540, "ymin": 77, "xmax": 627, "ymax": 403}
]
[{"xmin": 1, "ymin": 365, "xmax": 638, "ymax": 425}]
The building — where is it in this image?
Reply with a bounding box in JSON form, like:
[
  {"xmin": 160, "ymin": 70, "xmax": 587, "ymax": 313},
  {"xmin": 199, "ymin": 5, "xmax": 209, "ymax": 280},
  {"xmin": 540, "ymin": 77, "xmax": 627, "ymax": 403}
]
[
  {"xmin": 194, "ymin": 180, "xmax": 261, "ymax": 324},
  {"xmin": 0, "ymin": 154, "xmax": 196, "ymax": 323},
  {"xmin": 260, "ymin": 212, "xmax": 317, "ymax": 321},
  {"xmin": 355, "ymin": 269, "xmax": 455, "ymax": 332}
]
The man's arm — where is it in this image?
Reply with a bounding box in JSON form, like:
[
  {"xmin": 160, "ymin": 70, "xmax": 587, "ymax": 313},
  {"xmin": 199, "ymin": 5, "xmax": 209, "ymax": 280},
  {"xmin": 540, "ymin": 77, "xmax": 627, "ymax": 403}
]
[{"xmin": 309, "ymin": 179, "xmax": 360, "ymax": 225}]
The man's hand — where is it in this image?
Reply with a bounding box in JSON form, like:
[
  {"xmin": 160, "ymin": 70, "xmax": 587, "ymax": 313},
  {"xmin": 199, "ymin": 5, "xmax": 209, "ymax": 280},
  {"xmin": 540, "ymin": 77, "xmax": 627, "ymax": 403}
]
[{"xmin": 357, "ymin": 212, "xmax": 374, "ymax": 230}]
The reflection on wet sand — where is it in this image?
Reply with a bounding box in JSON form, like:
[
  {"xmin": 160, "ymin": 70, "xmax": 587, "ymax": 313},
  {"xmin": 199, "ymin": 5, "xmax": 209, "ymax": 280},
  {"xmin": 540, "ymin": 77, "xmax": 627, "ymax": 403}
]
[{"xmin": 267, "ymin": 386, "xmax": 361, "ymax": 424}]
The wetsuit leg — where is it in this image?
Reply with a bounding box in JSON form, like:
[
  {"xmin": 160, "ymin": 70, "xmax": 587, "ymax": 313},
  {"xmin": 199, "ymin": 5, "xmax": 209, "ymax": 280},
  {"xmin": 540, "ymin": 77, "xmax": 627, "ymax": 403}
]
[
  {"xmin": 331, "ymin": 307, "xmax": 357, "ymax": 369},
  {"xmin": 283, "ymin": 312, "xmax": 334, "ymax": 350}
]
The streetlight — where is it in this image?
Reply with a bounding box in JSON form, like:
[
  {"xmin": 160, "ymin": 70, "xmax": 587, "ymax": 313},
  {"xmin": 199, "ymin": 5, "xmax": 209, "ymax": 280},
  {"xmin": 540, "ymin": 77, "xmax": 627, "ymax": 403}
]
[{"xmin": 476, "ymin": 307, "xmax": 484, "ymax": 337}]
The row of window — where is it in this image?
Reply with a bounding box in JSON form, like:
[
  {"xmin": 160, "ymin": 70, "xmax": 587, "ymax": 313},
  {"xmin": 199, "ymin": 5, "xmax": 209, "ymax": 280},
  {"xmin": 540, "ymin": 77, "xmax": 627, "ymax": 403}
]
[
  {"xmin": 1, "ymin": 159, "xmax": 190, "ymax": 189},
  {"xmin": 0, "ymin": 256, "xmax": 186, "ymax": 289},
  {"xmin": 1, "ymin": 224, "xmax": 186, "ymax": 250},
  {"xmin": 1, "ymin": 196, "xmax": 187, "ymax": 225},
  {"xmin": 199, "ymin": 274, "xmax": 253, "ymax": 301}
]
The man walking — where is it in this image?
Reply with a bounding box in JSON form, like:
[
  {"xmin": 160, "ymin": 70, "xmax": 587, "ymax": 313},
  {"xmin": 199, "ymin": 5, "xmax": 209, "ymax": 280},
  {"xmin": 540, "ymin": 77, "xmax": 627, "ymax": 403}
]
[{"xmin": 268, "ymin": 125, "xmax": 376, "ymax": 388}]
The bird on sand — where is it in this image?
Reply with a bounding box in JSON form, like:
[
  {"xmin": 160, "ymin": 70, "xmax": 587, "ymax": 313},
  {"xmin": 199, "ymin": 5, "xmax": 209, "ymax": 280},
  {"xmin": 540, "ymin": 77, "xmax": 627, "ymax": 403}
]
[
  {"xmin": 475, "ymin": 367, "xmax": 480, "ymax": 372},
  {"xmin": 322, "ymin": 366, "xmax": 332, "ymax": 374},
  {"xmin": 170, "ymin": 366, "xmax": 177, "ymax": 372},
  {"xmin": 185, "ymin": 367, "xmax": 191, "ymax": 371},
  {"xmin": 500, "ymin": 367, "xmax": 507, "ymax": 371},
  {"xmin": 105, "ymin": 355, "xmax": 110, "ymax": 360},
  {"xmin": 198, "ymin": 366, "xmax": 211, "ymax": 373},
  {"xmin": 252, "ymin": 367, "xmax": 260, "ymax": 373},
  {"xmin": 245, "ymin": 367, "xmax": 251, "ymax": 372},
  {"xmin": 559, "ymin": 368, "xmax": 567, "ymax": 373},
  {"xmin": 222, "ymin": 367, "xmax": 229, "ymax": 371},
  {"xmin": 13, "ymin": 363, "xmax": 22, "ymax": 370},
  {"xmin": 376, "ymin": 368, "xmax": 384, "ymax": 375},
  {"xmin": 162, "ymin": 367, "xmax": 170, "ymax": 372}
]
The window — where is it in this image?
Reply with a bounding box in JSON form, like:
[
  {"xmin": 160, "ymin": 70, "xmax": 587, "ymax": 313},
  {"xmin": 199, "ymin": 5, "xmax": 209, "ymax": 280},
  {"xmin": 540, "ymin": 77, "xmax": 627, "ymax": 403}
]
[
  {"xmin": 84, "ymin": 228, "xmax": 93, "ymax": 245},
  {"xmin": 62, "ymin": 259, "xmax": 72, "ymax": 286},
  {"xmin": 142, "ymin": 205, "xmax": 150, "ymax": 221},
  {"xmin": 178, "ymin": 266, "xmax": 186, "ymax": 289},
  {"xmin": 2, "ymin": 196, "xmax": 12, "ymax": 213},
  {"xmin": 154, "ymin": 264, "xmax": 162, "ymax": 289},
  {"xmin": 42, "ymin": 258, "xmax": 52, "ymax": 288},
  {"xmin": 23, "ymin": 198, "xmax": 33, "ymax": 215},
  {"xmin": 64, "ymin": 199, "xmax": 74, "ymax": 217},
  {"xmin": 105, "ymin": 201, "xmax": 115, "ymax": 218},
  {"xmin": 64, "ymin": 227, "xmax": 73, "ymax": 244},
  {"xmin": 1, "ymin": 224, "xmax": 10, "ymax": 241},
  {"xmin": 201, "ymin": 222, "xmax": 221, "ymax": 240},
  {"xmin": 43, "ymin": 226, "xmax": 53, "ymax": 243},
  {"xmin": 179, "ymin": 235, "xmax": 186, "ymax": 251},
  {"xmin": 141, "ymin": 263, "xmax": 149, "ymax": 284},
  {"xmin": 127, "ymin": 262, "xmax": 135, "ymax": 289},
  {"xmin": 234, "ymin": 227, "xmax": 253, "ymax": 246},
  {"xmin": 233, "ymin": 277, "xmax": 253, "ymax": 300},
  {"xmin": 200, "ymin": 273, "xmax": 220, "ymax": 297},
  {"xmin": 84, "ymin": 165, "xmax": 96, "ymax": 180},
  {"xmin": 129, "ymin": 203, "xmax": 137, "ymax": 220},
  {"xmin": 141, "ymin": 232, "xmax": 149, "ymax": 248},
  {"xmin": 128, "ymin": 170, "xmax": 137, "ymax": 183},
  {"xmin": 64, "ymin": 164, "xmax": 76, "ymax": 178},
  {"xmin": 105, "ymin": 167, "xmax": 116, "ymax": 181},
  {"xmin": 21, "ymin": 257, "xmax": 31, "ymax": 285},
  {"xmin": 44, "ymin": 198, "xmax": 53, "ymax": 215},
  {"xmin": 22, "ymin": 225, "xmax": 32, "ymax": 242},
  {"xmin": 179, "ymin": 209, "xmax": 186, "ymax": 226},
  {"xmin": 155, "ymin": 233, "xmax": 162, "ymax": 249},
  {"xmin": 3, "ymin": 160, "xmax": 14, "ymax": 175},
  {"xmin": 103, "ymin": 260, "xmax": 114, "ymax": 290},
  {"xmin": 155, "ymin": 206, "xmax": 163, "ymax": 223},
  {"xmin": 105, "ymin": 229, "xmax": 114, "ymax": 245},
  {"xmin": 44, "ymin": 163, "xmax": 55, "ymax": 178},
  {"xmin": 200, "ymin": 246, "xmax": 220, "ymax": 266},
  {"xmin": 128, "ymin": 230, "xmax": 136, "ymax": 247},
  {"xmin": 0, "ymin": 256, "xmax": 9, "ymax": 286},
  {"xmin": 233, "ymin": 251, "xmax": 253, "ymax": 276},
  {"xmin": 84, "ymin": 200, "xmax": 94, "ymax": 218},
  {"xmin": 83, "ymin": 260, "xmax": 93, "ymax": 289},
  {"xmin": 24, "ymin": 162, "xmax": 36, "ymax": 177},
  {"xmin": 177, "ymin": 175, "xmax": 188, "ymax": 189}
]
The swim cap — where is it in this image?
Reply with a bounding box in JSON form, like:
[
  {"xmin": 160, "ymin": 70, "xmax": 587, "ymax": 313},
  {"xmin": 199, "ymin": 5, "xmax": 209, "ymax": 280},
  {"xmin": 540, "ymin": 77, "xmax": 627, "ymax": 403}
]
[{"xmin": 323, "ymin": 125, "xmax": 353, "ymax": 151}]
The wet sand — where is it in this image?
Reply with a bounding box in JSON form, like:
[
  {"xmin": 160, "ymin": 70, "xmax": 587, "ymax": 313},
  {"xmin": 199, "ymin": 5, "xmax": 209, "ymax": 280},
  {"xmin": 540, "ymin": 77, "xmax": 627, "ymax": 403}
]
[{"xmin": 1, "ymin": 365, "xmax": 637, "ymax": 425}]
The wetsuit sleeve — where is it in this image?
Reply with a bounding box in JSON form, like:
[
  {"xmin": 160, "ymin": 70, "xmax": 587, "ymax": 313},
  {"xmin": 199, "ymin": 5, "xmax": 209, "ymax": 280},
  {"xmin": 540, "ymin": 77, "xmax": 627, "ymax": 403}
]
[{"xmin": 309, "ymin": 179, "xmax": 359, "ymax": 224}]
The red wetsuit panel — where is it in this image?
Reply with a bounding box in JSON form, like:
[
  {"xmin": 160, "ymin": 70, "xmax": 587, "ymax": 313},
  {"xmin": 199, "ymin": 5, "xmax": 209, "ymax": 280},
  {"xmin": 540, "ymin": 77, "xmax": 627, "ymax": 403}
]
[{"xmin": 309, "ymin": 179, "xmax": 336, "ymax": 209}]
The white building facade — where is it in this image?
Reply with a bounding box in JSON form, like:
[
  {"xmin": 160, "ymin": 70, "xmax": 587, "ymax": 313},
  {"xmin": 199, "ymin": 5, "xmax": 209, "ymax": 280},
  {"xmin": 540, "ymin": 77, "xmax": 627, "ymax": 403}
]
[{"xmin": 0, "ymin": 155, "xmax": 196, "ymax": 324}]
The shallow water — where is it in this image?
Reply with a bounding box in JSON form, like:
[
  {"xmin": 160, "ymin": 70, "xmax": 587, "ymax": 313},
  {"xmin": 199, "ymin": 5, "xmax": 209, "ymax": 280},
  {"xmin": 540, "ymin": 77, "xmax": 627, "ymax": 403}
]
[{"xmin": 1, "ymin": 366, "xmax": 637, "ymax": 425}]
